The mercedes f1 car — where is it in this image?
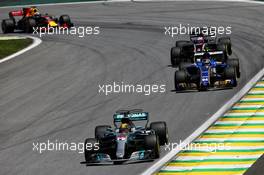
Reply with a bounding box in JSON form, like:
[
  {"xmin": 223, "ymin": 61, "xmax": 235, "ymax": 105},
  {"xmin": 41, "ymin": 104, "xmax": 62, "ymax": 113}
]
[
  {"xmin": 83, "ymin": 109, "xmax": 169, "ymax": 165},
  {"xmin": 174, "ymin": 51, "xmax": 240, "ymax": 91},
  {"xmin": 1, "ymin": 7, "xmax": 73, "ymax": 33},
  {"xmin": 170, "ymin": 27, "xmax": 232, "ymax": 67}
]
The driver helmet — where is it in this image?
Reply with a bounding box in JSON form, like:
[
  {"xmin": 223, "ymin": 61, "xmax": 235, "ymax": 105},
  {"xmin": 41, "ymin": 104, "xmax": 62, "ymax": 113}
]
[
  {"xmin": 196, "ymin": 37, "xmax": 204, "ymax": 45},
  {"xmin": 119, "ymin": 123, "xmax": 130, "ymax": 133},
  {"xmin": 204, "ymin": 45, "xmax": 210, "ymax": 52},
  {"xmin": 119, "ymin": 118, "xmax": 131, "ymax": 133},
  {"xmin": 202, "ymin": 52, "xmax": 211, "ymax": 64},
  {"xmin": 30, "ymin": 7, "xmax": 40, "ymax": 16},
  {"xmin": 120, "ymin": 123, "xmax": 129, "ymax": 129}
]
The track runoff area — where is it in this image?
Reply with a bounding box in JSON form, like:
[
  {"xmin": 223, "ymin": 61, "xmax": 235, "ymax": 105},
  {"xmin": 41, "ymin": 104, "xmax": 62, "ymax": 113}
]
[{"xmin": 156, "ymin": 77, "xmax": 264, "ymax": 175}]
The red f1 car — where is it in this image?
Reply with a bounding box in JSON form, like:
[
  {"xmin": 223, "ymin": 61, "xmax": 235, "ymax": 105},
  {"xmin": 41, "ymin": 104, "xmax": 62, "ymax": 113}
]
[{"xmin": 1, "ymin": 7, "xmax": 73, "ymax": 33}]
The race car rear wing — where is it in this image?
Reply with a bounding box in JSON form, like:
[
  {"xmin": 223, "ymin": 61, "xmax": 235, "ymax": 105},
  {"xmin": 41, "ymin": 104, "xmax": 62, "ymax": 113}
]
[
  {"xmin": 194, "ymin": 51, "xmax": 225, "ymax": 62},
  {"xmin": 113, "ymin": 110, "xmax": 149, "ymax": 122},
  {"xmin": 194, "ymin": 51, "xmax": 223, "ymax": 57},
  {"xmin": 9, "ymin": 10, "xmax": 23, "ymax": 17}
]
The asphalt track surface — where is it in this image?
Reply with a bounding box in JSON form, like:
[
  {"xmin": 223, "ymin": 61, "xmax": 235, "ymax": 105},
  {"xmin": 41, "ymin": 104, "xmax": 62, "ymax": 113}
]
[
  {"xmin": 245, "ymin": 154, "xmax": 264, "ymax": 175},
  {"xmin": 0, "ymin": 1, "xmax": 263, "ymax": 175}
]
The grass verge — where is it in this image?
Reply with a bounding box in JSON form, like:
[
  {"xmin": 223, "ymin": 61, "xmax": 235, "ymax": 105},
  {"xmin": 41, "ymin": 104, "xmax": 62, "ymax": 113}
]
[{"xmin": 0, "ymin": 38, "xmax": 32, "ymax": 59}]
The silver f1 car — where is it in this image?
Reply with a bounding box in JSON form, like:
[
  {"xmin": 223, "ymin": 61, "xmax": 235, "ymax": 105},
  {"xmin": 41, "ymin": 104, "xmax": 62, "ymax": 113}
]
[{"xmin": 82, "ymin": 109, "xmax": 169, "ymax": 165}]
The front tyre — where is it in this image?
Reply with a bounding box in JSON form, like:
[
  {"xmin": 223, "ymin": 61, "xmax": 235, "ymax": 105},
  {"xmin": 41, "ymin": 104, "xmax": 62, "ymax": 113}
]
[
  {"xmin": 25, "ymin": 18, "xmax": 36, "ymax": 33},
  {"xmin": 227, "ymin": 59, "xmax": 240, "ymax": 78},
  {"xmin": 171, "ymin": 47, "xmax": 181, "ymax": 67},
  {"xmin": 224, "ymin": 66, "xmax": 237, "ymax": 87},
  {"xmin": 84, "ymin": 138, "xmax": 99, "ymax": 162},
  {"xmin": 150, "ymin": 121, "xmax": 169, "ymax": 145},
  {"xmin": 95, "ymin": 125, "xmax": 111, "ymax": 139},
  {"xmin": 59, "ymin": 15, "xmax": 72, "ymax": 27},
  {"xmin": 144, "ymin": 134, "xmax": 160, "ymax": 159}
]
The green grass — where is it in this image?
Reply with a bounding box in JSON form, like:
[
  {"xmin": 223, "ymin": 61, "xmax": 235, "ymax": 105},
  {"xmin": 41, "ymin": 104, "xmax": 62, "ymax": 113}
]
[{"xmin": 0, "ymin": 38, "xmax": 32, "ymax": 59}]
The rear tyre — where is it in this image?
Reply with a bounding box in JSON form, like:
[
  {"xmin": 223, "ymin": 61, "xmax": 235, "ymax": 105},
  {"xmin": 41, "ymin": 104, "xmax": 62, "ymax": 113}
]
[
  {"xmin": 150, "ymin": 121, "xmax": 169, "ymax": 145},
  {"xmin": 175, "ymin": 70, "xmax": 187, "ymax": 91},
  {"xmin": 218, "ymin": 37, "xmax": 232, "ymax": 55},
  {"xmin": 224, "ymin": 66, "xmax": 237, "ymax": 87},
  {"xmin": 25, "ymin": 18, "xmax": 36, "ymax": 33},
  {"xmin": 177, "ymin": 41, "xmax": 194, "ymax": 60},
  {"xmin": 171, "ymin": 47, "xmax": 181, "ymax": 67},
  {"xmin": 1, "ymin": 19, "xmax": 15, "ymax": 33},
  {"xmin": 227, "ymin": 59, "xmax": 240, "ymax": 78},
  {"xmin": 197, "ymin": 84, "xmax": 208, "ymax": 91},
  {"xmin": 95, "ymin": 125, "xmax": 111, "ymax": 139},
  {"xmin": 175, "ymin": 40, "xmax": 190, "ymax": 47},
  {"xmin": 59, "ymin": 15, "xmax": 72, "ymax": 26},
  {"xmin": 217, "ymin": 43, "xmax": 228, "ymax": 61},
  {"xmin": 179, "ymin": 62, "xmax": 192, "ymax": 70},
  {"xmin": 145, "ymin": 134, "xmax": 160, "ymax": 159},
  {"xmin": 84, "ymin": 138, "xmax": 99, "ymax": 162}
]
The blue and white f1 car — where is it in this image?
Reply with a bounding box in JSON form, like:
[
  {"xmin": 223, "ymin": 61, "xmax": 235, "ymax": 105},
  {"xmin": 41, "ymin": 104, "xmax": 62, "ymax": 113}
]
[
  {"xmin": 174, "ymin": 51, "xmax": 240, "ymax": 91},
  {"xmin": 82, "ymin": 109, "xmax": 169, "ymax": 165}
]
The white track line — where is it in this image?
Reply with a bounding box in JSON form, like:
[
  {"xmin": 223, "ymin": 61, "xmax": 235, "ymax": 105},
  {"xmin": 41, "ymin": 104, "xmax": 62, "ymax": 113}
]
[
  {"xmin": 232, "ymin": 105, "xmax": 263, "ymax": 108},
  {"xmin": 0, "ymin": 36, "xmax": 42, "ymax": 64},
  {"xmin": 161, "ymin": 164, "xmax": 252, "ymax": 170},
  {"xmin": 197, "ymin": 138, "xmax": 264, "ymax": 141},
  {"xmin": 224, "ymin": 112, "xmax": 264, "ymax": 116},
  {"xmin": 206, "ymin": 129, "xmax": 264, "ymax": 133},
  {"xmin": 215, "ymin": 121, "xmax": 264, "ymax": 124},
  {"xmin": 176, "ymin": 155, "xmax": 262, "ymax": 160},
  {"xmin": 187, "ymin": 146, "xmax": 264, "ymax": 150},
  {"xmin": 249, "ymin": 91, "xmax": 264, "ymax": 94},
  {"xmin": 0, "ymin": 36, "xmax": 27, "ymax": 40}
]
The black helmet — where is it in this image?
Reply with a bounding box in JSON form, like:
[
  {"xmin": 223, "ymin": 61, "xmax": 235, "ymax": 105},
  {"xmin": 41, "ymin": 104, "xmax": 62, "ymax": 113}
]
[{"xmin": 202, "ymin": 52, "xmax": 210, "ymax": 60}]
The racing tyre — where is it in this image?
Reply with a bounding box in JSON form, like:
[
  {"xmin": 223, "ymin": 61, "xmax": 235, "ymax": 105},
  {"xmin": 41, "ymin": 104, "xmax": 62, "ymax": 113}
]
[
  {"xmin": 176, "ymin": 41, "xmax": 194, "ymax": 60},
  {"xmin": 218, "ymin": 37, "xmax": 232, "ymax": 55},
  {"xmin": 216, "ymin": 43, "xmax": 228, "ymax": 61},
  {"xmin": 175, "ymin": 71, "xmax": 187, "ymax": 83},
  {"xmin": 144, "ymin": 134, "xmax": 160, "ymax": 159},
  {"xmin": 175, "ymin": 70, "xmax": 187, "ymax": 91},
  {"xmin": 175, "ymin": 40, "xmax": 191, "ymax": 47},
  {"xmin": 197, "ymin": 84, "xmax": 208, "ymax": 91},
  {"xmin": 150, "ymin": 121, "xmax": 169, "ymax": 145},
  {"xmin": 171, "ymin": 47, "xmax": 181, "ymax": 67},
  {"xmin": 1, "ymin": 19, "xmax": 15, "ymax": 33},
  {"xmin": 179, "ymin": 62, "xmax": 192, "ymax": 70},
  {"xmin": 59, "ymin": 15, "xmax": 72, "ymax": 26},
  {"xmin": 224, "ymin": 66, "xmax": 237, "ymax": 87},
  {"xmin": 25, "ymin": 18, "xmax": 36, "ymax": 33},
  {"xmin": 227, "ymin": 59, "xmax": 240, "ymax": 78},
  {"xmin": 84, "ymin": 138, "xmax": 99, "ymax": 162},
  {"xmin": 95, "ymin": 125, "xmax": 111, "ymax": 139}
]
